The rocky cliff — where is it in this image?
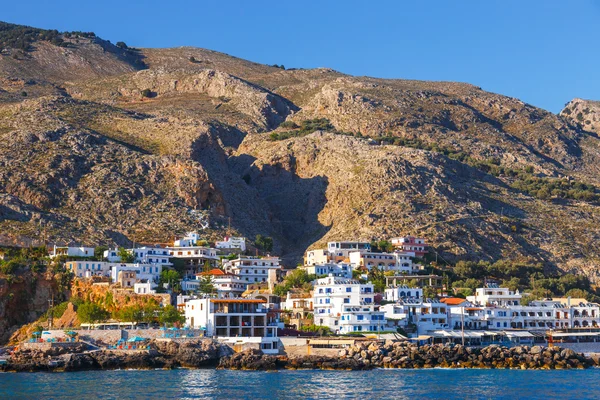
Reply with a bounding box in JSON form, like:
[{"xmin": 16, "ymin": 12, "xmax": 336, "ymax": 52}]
[{"xmin": 1, "ymin": 22, "xmax": 600, "ymax": 278}]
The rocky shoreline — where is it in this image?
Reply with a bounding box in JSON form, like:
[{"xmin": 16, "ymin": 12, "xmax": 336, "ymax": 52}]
[{"xmin": 2, "ymin": 339, "xmax": 599, "ymax": 372}]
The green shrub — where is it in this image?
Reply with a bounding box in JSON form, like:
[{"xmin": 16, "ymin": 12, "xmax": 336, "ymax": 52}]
[{"xmin": 140, "ymin": 89, "xmax": 152, "ymax": 98}]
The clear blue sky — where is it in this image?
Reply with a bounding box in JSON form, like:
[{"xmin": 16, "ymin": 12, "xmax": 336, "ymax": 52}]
[{"xmin": 3, "ymin": 0, "xmax": 599, "ymax": 113}]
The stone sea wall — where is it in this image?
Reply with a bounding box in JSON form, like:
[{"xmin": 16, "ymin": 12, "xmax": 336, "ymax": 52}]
[{"xmin": 2, "ymin": 339, "xmax": 600, "ymax": 373}]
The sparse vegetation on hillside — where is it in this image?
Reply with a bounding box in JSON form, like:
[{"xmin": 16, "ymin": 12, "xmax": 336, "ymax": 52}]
[
  {"xmin": 0, "ymin": 21, "xmax": 65, "ymax": 51},
  {"xmin": 447, "ymin": 259, "xmax": 600, "ymax": 302},
  {"xmin": 269, "ymin": 118, "xmax": 340, "ymax": 141}
]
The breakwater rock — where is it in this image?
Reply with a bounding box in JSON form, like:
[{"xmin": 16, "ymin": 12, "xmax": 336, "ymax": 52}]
[
  {"xmin": 1, "ymin": 339, "xmax": 227, "ymax": 372},
  {"xmin": 3, "ymin": 340, "xmax": 600, "ymax": 372},
  {"xmin": 219, "ymin": 342, "xmax": 600, "ymax": 371}
]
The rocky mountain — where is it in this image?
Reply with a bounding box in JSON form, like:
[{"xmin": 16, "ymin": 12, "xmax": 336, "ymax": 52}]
[{"xmin": 1, "ymin": 22, "xmax": 600, "ymax": 279}]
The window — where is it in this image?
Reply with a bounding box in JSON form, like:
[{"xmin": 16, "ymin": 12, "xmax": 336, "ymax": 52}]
[
  {"xmin": 357, "ymin": 315, "xmax": 364, "ymax": 321},
  {"xmin": 344, "ymin": 298, "xmax": 350, "ymax": 304},
  {"xmin": 346, "ymin": 287, "xmax": 352, "ymax": 293}
]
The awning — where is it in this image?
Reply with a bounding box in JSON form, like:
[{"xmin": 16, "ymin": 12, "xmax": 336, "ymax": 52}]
[
  {"xmin": 551, "ymin": 332, "xmax": 600, "ymax": 338},
  {"xmin": 504, "ymin": 331, "xmax": 534, "ymax": 338},
  {"xmin": 410, "ymin": 335, "xmax": 432, "ymax": 340},
  {"xmin": 309, "ymin": 339, "xmax": 357, "ymax": 345}
]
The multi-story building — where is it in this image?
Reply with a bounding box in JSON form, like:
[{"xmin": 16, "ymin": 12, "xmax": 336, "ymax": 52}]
[
  {"xmin": 384, "ymin": 285, "xmax": 423, "ymax": 302},
  {"xmin": 50, "ymin": 245, "xmax": 95, "ymax": 259},
  {"xmin": 349, "ymin": 251, "xmax": 415, "ymax": 273},
  {"xmin": 103, "ymin": 247, "xmax": 173, "ymax": 267},
  {"xmin": 304, "ymin": 249, "xmax": 330, "ymax": 266},
  {"xmin": 110, "ymin": 263, "xmax": 162, "ymax": 286},
  {"xmin": 382, "ymin": 299, "xmax": 449, "ymax": 333},
  {"xmin": 327, "ymin": 241, "xmax": 371, "ymax": 263},
  {"xmin": 313, "ymin": 276, "xmax": 386, "ymax": 334},
  {"xmin": 168, "ymin": 246, "xmax": 219, "ymax": 279},
  {"xmin": 215, "ymin": 236, "xmax": 246, "ymax": 252},
  {"xmin": 66, "ymin": 261, "xmax": 111, "ymax": 278},
  {"xmin": 182, "ymin": 269, "xmax": 247, "ymax": 298},
  {"xmin": 467, "ymin": 284, "xmax": 522, "ymax": 307},
  {"xmin": 222, "ymin": 256, "xmax": 281, "ymax": 285},
  {"xmin": 300, "ymin": 263, "xmax": 353, "ymax": 279},
  {"xmin": 390, "ymin": 236, "xmax": 428, "ymax": 258},
  {"xmin": 174, "ymin": 232, "xmax": 202, "ymax": 247},
  {"xmin": 184, "ymin": 298, "xmax": 277, "ymax": 337}
]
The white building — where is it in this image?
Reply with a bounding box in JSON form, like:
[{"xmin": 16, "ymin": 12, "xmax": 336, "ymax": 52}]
[
  {"xmin": 175, "ymin": 232, "xmax": 201, "ymax": 247},
  {"xmin": 182, "ymin": 269, "xmax": 247, "ymax": 298},
  {"xmin": 215, "ymin": 236, "xmax": 246, "ymax": 252},
  {"xmin": 222, "ymin": 256, "xmax": 281, "ymax": 285},
  {"xmin": 467, "ymin": 285, "xmax": 522, "ymax": 307},
  {"xmin": 349, "ymin": 251, "xmax": 416, "ymax": 273},
  {"xmin": 300, "ymin": 263, "xmax": 353, "ymax": 279},
  {"xmin": 104, "ymin": 246, "xmax": 172, "ymax": 267},
  {"xmin": 384, "ymin": 285, "xmax": 423, "ymax": 302},
  {"xmin": 168, "ymin": 246, "xmax": 219, "ymax": 279},
  {"xmin": 327, "ymin": 241, "xmax": 371, "ymax": 262},
  {"xmin": 50, "ymin": 245, "xmax": 95, "ymax": 259},
  {"xmin": 382, "ymin": 298, "xmax": 448, "ymax": 333},
  {"xmin": 313, "ymin": 276, "xmax": 386, "ymax": 334},
  {"xmin": 110, "ymin": 263, "xmax": 162, "ymax": 285},
  {"xmin": 66, "ymin": 261, "xmax": 111, "ymax": 278},
  {"xmin": 304, "ymin": 249, "xmax": 330, "ymax": 266},
  {"xmin": 184, "ymin": 298, "xmax": 277, "ymax": 339},
  {"xmin": 134, "ymin": 281, "xmax": 157, "ymax": 295}
]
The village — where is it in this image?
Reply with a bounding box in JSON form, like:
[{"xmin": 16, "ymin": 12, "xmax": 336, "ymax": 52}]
[{"xmin": 3, "ymin": 231, "xmax": 595, "ymax": 360}]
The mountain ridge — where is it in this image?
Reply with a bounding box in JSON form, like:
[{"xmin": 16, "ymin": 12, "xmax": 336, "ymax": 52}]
[{"xmin": 1, "ymin": 21, "xmax": 600, "ymax": 279}]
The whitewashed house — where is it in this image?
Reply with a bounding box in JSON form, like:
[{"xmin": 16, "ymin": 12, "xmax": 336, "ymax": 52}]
[
  {"xmin": 222, "ymin": 256, "xmax": 281, "ymax": 285},
  {"xmin": 50, "ymin": 245, "xmax": 95, "ymax": 259},
  {"xmin": 215, "ymin": 236, "xmax": 246, "ymax": 252},
  {"xmin": 384, "ymin": 285, "xmax": 423, "ymax": 302},
  {"xmin": 313, "ymin": 276, "xmax": 386, "ymax": 334},
  {"xmin": 300, "ymin": 263, "xmax": 353, "ymax": 279}
]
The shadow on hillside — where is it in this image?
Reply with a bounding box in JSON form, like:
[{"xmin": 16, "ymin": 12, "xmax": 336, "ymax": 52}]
[{"xmin": 230, "ymin": 153, "xmax": 331, "ymax": 264}]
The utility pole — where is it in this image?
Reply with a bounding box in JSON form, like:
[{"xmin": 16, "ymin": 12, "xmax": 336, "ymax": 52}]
[
  {"xmin": 48, "ymin": 294, "xmax": 55, "ymax": 330},
  {"xmin": 461, "ymin": 306, "xmax": 465, "ymax": 346}
]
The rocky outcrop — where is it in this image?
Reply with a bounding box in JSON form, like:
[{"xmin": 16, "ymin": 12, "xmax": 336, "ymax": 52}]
[
  {"xmin": 72, "ymin": 68, "xmax": 297, "ymax": 130},
  {"xmin": 561, "ymin": 98, "xmax": 600, "ymax": 134}
]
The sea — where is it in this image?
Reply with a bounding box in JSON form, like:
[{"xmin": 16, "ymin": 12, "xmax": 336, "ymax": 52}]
[{"xmin": 1, "ymin": 368, "xmax": 600, "ymax": 399}]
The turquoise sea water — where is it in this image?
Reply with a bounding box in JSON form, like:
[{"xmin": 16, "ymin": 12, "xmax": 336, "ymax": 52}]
[{"xmin": 1, "ymin": 369, "xmax": 600, "ymax": 399}]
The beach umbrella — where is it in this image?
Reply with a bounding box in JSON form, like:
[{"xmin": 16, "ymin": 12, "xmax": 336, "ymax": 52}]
[
  {"xmin": 169, "ymin": 327, "xmax": 179, "ymax": 331},
  {"xmin": 66, "ymin": 331, "xmax": 77, "ymax": 336},
  {"xmin": 42, "ymin": 331, "xmax": 51, "ymax": 335},
  {"xmin": 127, "ymin": 336, "xmax": 146, "ymax": 342},
  {"xmin": 182, "ymin": 326, "xmax": 190, "ymax": 330},
  {"xmin": 160, "ymin": 327, "xmax": 167, "ymax": 331},
  {"xmin": 32, "ymin": 331, "xmax": 41, "ymax": 335}
]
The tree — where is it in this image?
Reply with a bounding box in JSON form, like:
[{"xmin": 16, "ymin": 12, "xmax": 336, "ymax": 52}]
[
  {"xmin": 117, "ymin": 247, "xmax": 135, "ymax": 263},
  {"xmin": 160, "ymin": 269, "xmax": 181, "ymax": 291},
  {"xmin": 116, "ymin": 41, "xmax": 128, "ymax": 49},
  {"xmin": 140, "ymin": 88, "xmax": 152, "ymax": 98},
  {"xmin": 115, "ymin": 304, "xmax": 144, "ymax": 323},
  {"xmin": 423, "ymin": 286, "xmax": 438, "ymax": 299},
  {"xmin": 94, "ymin": 246, "xmax": 108, "ymax": 261},
  {"xmin": 378, "ymin": 240, "xmax": 394, "ymax": 253},
  {"xmin": 77, "ymin": 302, "xmax": 109, "ymax": 325},
  {"xmin": 158, "ymin": 305, "xmax": 185, "ymax": 327},
  {"xmin": 198, "ymin": 275, "xmax": 215, "ymax": 295},
  {"xmin": 255, "ymin": 235, "xmax": 273, "ymax": 252}
]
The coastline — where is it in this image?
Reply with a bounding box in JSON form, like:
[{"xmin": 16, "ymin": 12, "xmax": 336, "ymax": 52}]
[{"xmin": 2, "ymin": 339, "xmax": 600, "ymax": 373}]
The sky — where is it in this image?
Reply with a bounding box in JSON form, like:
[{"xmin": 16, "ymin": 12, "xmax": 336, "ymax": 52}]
[{"xmin": 3, "ymin": 0, "xmax": 599, "ymax": 113}]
